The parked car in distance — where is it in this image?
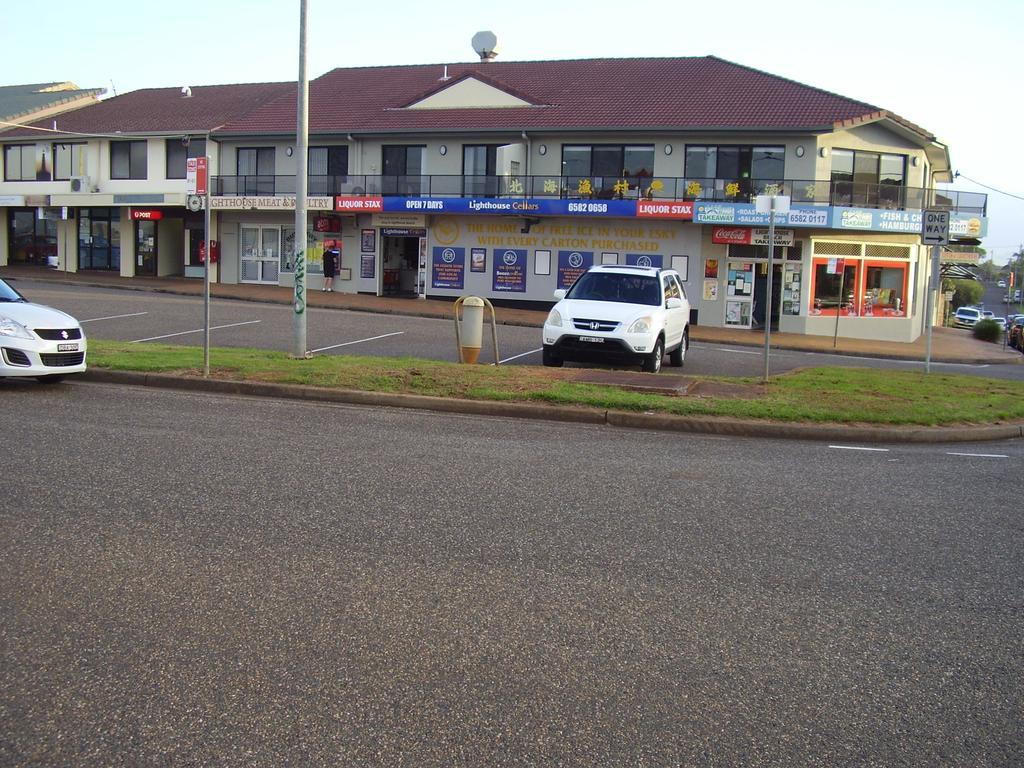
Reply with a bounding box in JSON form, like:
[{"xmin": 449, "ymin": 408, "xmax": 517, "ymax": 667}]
[
  {"xmin": 542, "ymin": 264, "xmax": 690, "ymax": 373},
  {"xmin": 952, "ymin": 306, "xmax": 982, "ymax": 328},
  {"xmin": 0, "ymin": 278, "xmax": 87, "ymax": 383},
  {"xmin": 993, "ymin": 316, "xmax": 1007, "ymax": 331},
  {"xmin": 997, "ymin": 279, "xmax": 1006, "ymax": 288},
  {"xmin": 1016, "ymin": 289, "xmax": 1022, "ymax": 301},
  {"xmin": 982, "ymin": 310, "xmax": 995, "ymax": 320}
]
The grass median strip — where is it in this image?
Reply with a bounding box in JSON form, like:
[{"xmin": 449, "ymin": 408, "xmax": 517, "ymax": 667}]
[{"xmin": 87, "ymin": 340, "xmax": 1024, "ymax": 426}]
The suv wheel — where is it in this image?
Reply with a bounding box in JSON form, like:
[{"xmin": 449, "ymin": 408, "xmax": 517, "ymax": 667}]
[
  {"xmin": 542, "ymin": 346, "xmax": 563, "ymax": 367},
  {"xmin": 668, "ymin": 329, "xmax": 687, "ymax": 367},
  {"xmin": 641, "ymin": 337, "xmax": 664, "ymax": 373}
]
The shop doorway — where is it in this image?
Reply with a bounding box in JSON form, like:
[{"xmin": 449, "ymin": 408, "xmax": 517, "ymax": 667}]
[
  {"xmin": 381, "ymin": 233, "xmax": 421, "ymax": 296},
  {"xmin": 752, "ymin": 262, "xmax": 784, "ymax": 330},
  {"xmin": 136, "ymin": 220, "xmax": 157, "ymax": 276},
  {"xmin": 240, "ymin": 225, "xmax": 280, "ymax": 284}
]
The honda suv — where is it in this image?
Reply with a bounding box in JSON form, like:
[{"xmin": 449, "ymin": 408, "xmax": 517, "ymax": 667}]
[{"xmin": 542, "ymin": 265, "xmax": 690, "ymax": 373}]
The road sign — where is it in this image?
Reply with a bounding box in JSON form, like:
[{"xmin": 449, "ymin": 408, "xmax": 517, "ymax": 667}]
[
  {"xmin": 186, "ymin": 156, "xmax": 208, "ymax": 196},
  {"xmin": 922, "ymin": 209, "xmax": 950, "ymax": 246}
]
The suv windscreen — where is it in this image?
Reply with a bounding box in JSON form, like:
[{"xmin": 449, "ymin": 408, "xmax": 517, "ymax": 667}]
[
  {"xmin": 0, "ymin": 280, "xmax": 26, "ymax": 302},
  {"xmin": 566, "ymin": 272, "xmax": 661, "ymax": 306}
]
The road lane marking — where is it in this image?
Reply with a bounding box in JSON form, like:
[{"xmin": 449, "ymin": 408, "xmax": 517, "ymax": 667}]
[
  {"xmin": 829, "ymin": 445, "xmax": 890, "ymax": 452},
  {"xmin": 80, "ymin": 312, "xmax": 149, "ymax": 323},
  {"xmin": 499, "ymin": 348, "xmax": 543, "ymax": 364},
  {"xmin": 713, "ymin": 347, "xmax": 760, "ymax": 355},
  {"xmin": 946, "ymin": 452, "xmax": 1009, "ymax": 458},
  {"xmin": 310, "ymin": 331, "xmax": 404, "ymax": 353},
  {"xmin": 130, "ymin": 320, "xmax": 261, "ymax": 343}
]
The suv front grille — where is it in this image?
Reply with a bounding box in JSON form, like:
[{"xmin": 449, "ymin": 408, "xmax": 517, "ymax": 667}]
[
  {"xmin": 35, "ymin": 328, "xmax": 83, "ymax": 341},
  {"xmin": 40, "ymin": 352, "xmax": 85, "ymax": 367},
  {"xmin": 3, "ymin": 348, "xmax": 31, "ymax": 366},
  {"xmin": 572, "ymin": 318, "xmax": 620, "ymax": 332}
]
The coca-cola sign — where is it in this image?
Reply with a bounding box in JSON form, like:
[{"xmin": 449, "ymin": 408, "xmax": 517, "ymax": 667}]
[{"xmin": 712, "ymin": 227, "xmax": 795, "ymax": 246}]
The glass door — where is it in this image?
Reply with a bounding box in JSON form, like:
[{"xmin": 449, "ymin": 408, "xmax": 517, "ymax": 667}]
[
  {"xmin": 136, "ymin": 220, "xmax": 157, "ymax": 276},
  {"xmin": 725, "ymin": 261, "xmax": 755, "ymax": 328},
  {"xmin": 240, "ymin": 226, "xmax": 281, "ymax": 284}
]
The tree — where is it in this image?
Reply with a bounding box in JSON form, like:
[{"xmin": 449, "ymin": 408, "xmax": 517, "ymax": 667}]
[{"xmin": 943, "ymin": 278, "xmax": 984, "ymax": 309}]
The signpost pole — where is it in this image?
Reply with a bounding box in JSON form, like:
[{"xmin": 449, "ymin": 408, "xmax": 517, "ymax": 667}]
[
  {"xmin": 762, "ymin": 201, "xmax": 776, "ymax": 382},
  {"xmin": 292, "ymin": 0, "xmax": 310, "ymax": 359},
  {"xmin": 922, "ymin": 209, "xmax": 951, "ymax": 374},
  {"xmin": 203, "ymin": 158, "xmax": 211, "ymax": 377}
]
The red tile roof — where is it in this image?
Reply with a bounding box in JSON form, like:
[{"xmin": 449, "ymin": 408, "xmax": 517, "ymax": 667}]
[
  {"xmin": 216, "ymin": 56, "xmax": 926, "ymax": 138},
  {"xmin": 0, "ymin": 82, "xmax": 293, "ymax": 139}
]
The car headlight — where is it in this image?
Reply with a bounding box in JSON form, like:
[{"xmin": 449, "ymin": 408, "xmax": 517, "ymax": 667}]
[
  {"xmin": 627, "ymin": 316, "xmax": 653, "ymax": 334},
  {"xmin": 546, "ymin": 308, "xmax": 563, "ymax": 327},
  {"xmin": 0, "ymin": 315, "xmax": 33, "ymax": 340}
]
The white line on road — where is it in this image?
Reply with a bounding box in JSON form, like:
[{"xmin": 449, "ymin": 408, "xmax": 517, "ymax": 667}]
[
  {"xmin": 310, "ymin": 331, "xmax": 405, "ymax": 353},
  {"xmin": 130, "ymin": 320, "xmax": 261, "ymax": 343},
  {"xmin": 499, "ymin": 347, "xmax": 543, "ymax": 364},
  {"xmin": 829, "ymin": 445, "xmax": 891, "ymax": 452},
  {"xmin": 946, "ymin": 452, "xmax": 1009, "ymax": 458},
  {"xmin": 713, "ymin": 347, "xmax": 761, "ymax": 355},
  {"xmin": 80, "ymin": 311, "xmax": 149, "ymax": 323}
]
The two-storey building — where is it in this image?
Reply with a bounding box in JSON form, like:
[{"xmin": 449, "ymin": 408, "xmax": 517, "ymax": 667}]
[{"xmin": 1, "ymin": 57, "xmax": 987, "ymax": 343}]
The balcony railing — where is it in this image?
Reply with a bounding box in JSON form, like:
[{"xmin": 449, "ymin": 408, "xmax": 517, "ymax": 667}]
[{"xmin": 210, "ymin": 174, "xmax": 987, "ymax": 216}]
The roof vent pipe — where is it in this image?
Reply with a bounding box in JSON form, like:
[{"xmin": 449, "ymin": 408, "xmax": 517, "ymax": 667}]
[{"xmin": 439, "ymin": 65, "xmax": 451, "ymax": 82}]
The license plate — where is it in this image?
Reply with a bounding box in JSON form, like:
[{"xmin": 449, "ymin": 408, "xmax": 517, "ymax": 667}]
[
  {"xmin": 57, "ymin": 343, "xmax": 79, "ymax": 352},
  {"xmin": 579, "ymin": 336, "xmax": 604, "ymax": 343}
]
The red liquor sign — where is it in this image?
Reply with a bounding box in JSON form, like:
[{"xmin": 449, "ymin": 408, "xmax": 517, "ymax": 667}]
[{"xmin": 636, "ymin": 200, "xmax": 694, "ymax": 219}]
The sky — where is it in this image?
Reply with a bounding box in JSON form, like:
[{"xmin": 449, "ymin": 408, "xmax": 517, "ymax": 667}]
[{"xmin": 4, "ymin": 0, "xmax": 1022, "ymax": 263}]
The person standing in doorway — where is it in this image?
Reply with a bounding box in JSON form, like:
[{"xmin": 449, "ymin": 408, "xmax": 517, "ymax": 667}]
[{"xmin": 323, "ymin": 246, "xmax": 338, "ymax": 292}]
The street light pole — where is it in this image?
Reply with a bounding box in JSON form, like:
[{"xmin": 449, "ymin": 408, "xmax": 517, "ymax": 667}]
[
  {"xmin": 292, "ymin": 0, "xmax": 310, "ymax": 358},
  {"xmin": 763, "ymin": 199, "xmax": 776, "ymax": 382}
]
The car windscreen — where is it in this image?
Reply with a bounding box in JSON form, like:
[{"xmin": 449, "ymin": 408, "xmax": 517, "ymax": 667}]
[
  {"xmin": 566, "ymin": 273, "xmax": 661, "ymax": 306},
  {"xmin": 0, "ymin": 279, "xmax": 26, "ymax": 303}
]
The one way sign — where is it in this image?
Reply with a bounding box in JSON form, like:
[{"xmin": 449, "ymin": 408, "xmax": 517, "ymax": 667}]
[{"xmin": 922, "ymin": 209, "xmax": 950, "ymax": 246}]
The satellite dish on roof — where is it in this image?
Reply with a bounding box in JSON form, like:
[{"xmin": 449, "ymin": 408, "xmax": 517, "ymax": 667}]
[{"xmin": 471, "ymin": 31, "xmax": 499, "ymax": 62}]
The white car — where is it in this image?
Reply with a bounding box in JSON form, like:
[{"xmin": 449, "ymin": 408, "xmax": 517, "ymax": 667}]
[
  {"xmin": 0, "ymin": 278, "xmax": 87, "ymax": 383},
  {"xmin": 542, "ymin": 265, "xmax": 690, "ymax": 373},
  {"xmin": 952, "ymin": 306, "xmax": 982, "ymax": 328}
]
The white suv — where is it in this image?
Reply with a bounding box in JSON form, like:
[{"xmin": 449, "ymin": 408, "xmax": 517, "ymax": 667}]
[{"xmin": 542, "ymin": 265, "xmax": 690, "ymax": 373}]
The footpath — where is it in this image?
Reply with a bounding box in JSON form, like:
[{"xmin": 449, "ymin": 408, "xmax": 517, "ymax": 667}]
[{"xmin": 4, "ymin": 266, "xmax": 1023, "ymax": 443}]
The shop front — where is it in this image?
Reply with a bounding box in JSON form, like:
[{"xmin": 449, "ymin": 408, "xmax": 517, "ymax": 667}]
[{"xmin": 6, "ymin": 206, "xmax": 58, "ymax": 267}]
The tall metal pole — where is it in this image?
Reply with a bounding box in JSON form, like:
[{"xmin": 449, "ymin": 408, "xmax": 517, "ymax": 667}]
[
  {"xmin": 292, "ymin": 0, "xmax": 309, "ymax": 358},
  {"xmin": 762, "ymin": 198, "xmax": 776, "ymax": 382},
  {"xmin": 203, "ymin": 142, "xmax": 211, "ymax": 377},
  {"xmin": 924, "ymin": 243, "xmax": 940, "ymax": 373}
]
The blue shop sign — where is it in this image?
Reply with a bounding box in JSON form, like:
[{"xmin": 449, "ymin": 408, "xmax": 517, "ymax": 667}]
[
  {"xmin": 694, "ymin": 202, "xmax": 830, "ymax": 227},
  {"xmin": 493, "ymin": 249, "xmax": 527, "ymax": 292},
  {"xmin": 383, "ymin": 197, "xmax": 639, "ymax": 217},
  {"xmin": 432, "ymin": 246, "xmax": 465, "ymax": 290}
]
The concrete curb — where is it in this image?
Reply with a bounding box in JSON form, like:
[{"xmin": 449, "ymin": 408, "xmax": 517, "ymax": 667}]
[{"xmin": 82, "ymin": 369, "xmax": 1024, "ymax": 444}]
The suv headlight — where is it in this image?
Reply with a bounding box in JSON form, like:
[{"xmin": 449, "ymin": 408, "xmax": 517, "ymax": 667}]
[
  {"xmin": 627, "ymin": 316, "xmax": 653, "ymax": 334},
  {"xmin": 546, "ymin": 308, "xmax": 563, "ymax": 328},
  {"xmin": 0, "ymin": 315, "xmax": 33, "ymax": 340}
]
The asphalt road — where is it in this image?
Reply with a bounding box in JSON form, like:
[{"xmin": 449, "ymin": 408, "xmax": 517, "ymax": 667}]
[
  {"xmin": 1, "ymin": 382, "xmax": 1021, "ymax": 766},
  {"xmin": 12, "ymin": 278, "xmax": 1024, "ymax": 380}
]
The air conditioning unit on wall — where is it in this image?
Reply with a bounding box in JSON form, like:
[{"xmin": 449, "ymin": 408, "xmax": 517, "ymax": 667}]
[{"xmin": 70, "ymin": 175, "xmax": 92, "ymax": 192}]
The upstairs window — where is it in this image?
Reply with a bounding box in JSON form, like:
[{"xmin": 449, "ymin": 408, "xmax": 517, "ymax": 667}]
[
  {"xmin": 236, "ymin": 147, "xmax": 275, "ymax": 194},
  {"xmin": 54, "ymin": 143, "xmax": 87, "ymax": 180},
  {"xmin": 166, "ymin": 138, "xmax": 207, "ymax": 179},
  {"xmin": 308, "ymin": 146, "xmax": 348, "ymax": 176},
  {"xmin": 831, "ymin": 149, "xmax": 906, "ymax": 208},
  {"xmin": 110, "ymin": 140, "xmax": 148, "ymax": 180},
  {"xmin": 4, "ymin": 144, "xmax": 36, "ymax": 181},
  {"xmin": 684, "ymin": 145, "xmax": 785, "ymax": 182}
]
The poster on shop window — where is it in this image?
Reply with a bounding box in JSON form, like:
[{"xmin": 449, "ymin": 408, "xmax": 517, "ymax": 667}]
[
  {"xmin": 557, "ymin": 250, "xmax": 594, "ymax": 290},
  {"xmin": 493, "ymin": 249, "xmax": 526, "ymax": 292},
  {"xmin": 432, "ymin": 246, "xmax": 465, "ymax": 290}
]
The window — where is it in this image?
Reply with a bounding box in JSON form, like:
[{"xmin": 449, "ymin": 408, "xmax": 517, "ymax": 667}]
[
  {"xmin": 110, "ymin": 140, "xmax": 148, "ymax": 180},
  {"xmin": 78, "ymin": 208, "xmax": 121, "ymax": 271},
  {"xmin": 308, "ymin": 146, "xmax": 348, "ymax": 176},
  {"xmin": 463, "ymin": 145, "xmax": 499, "ymax": 196},
  {"xmin": 559, "ymin": 144, "xmax": 654, "ymax": 198},
  {"xmin": 862, "ymin": 262, "xmax": 907, "ymax": 317},
  {"xmin": 382, "ymin": 145, "xmax": 425, "ymax": 195},
  {"xmin": 811, "ymin": 259, "xmax": 860, "ymax": 316},
  {"xmin": 4, "ymin": 145, "xmax": 37, "ymax": 181},
  {"xmin": 830, "ymin": 148, "xmax": 906, "ymax": 208},
  {"xmin": 684, "ymin": 145, "xmax": 785, "ymax": 198},
  {"xmin": 166, "ymin": 138, "xmax": 207, "ymax": 179},
  {"xmin": 308, "ymin": 146, "xmax": 348, "ymax": 195},
  {"xmin": 7, "ymin": 208, "xmax": 56, "ymax": 265},
  {"xmin": 237, "ymin": 147, "xmax": 275, "ymax": 194},
  {"xmin": 54, "ymin": 143, "xmax": 87, "ymax": 180}
]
